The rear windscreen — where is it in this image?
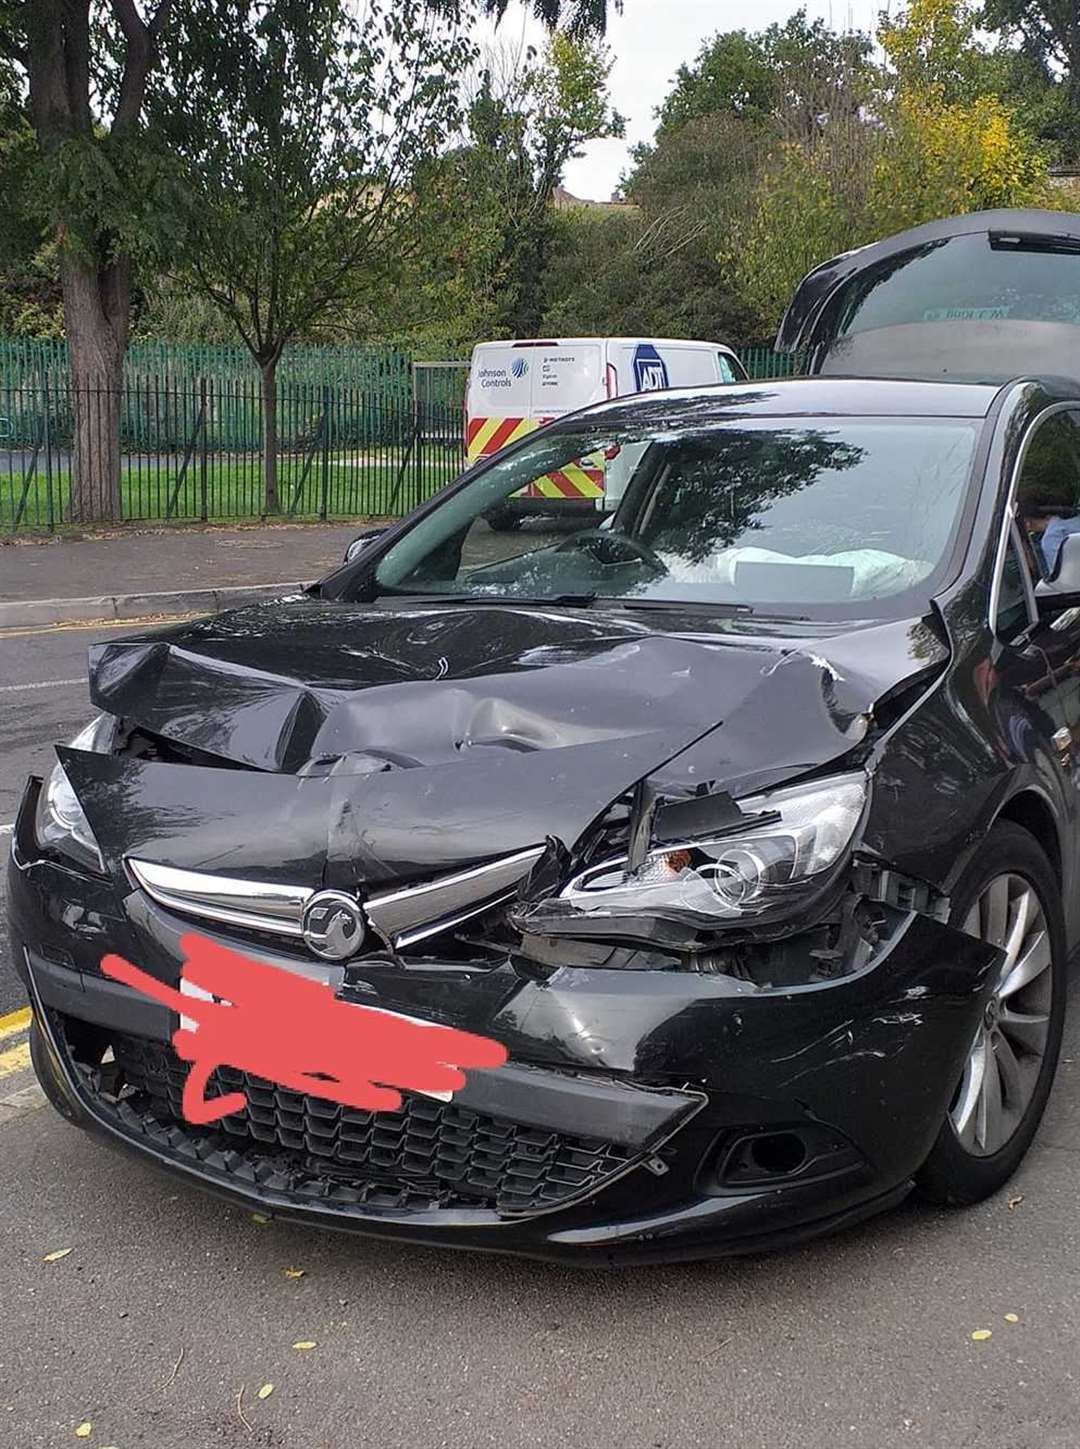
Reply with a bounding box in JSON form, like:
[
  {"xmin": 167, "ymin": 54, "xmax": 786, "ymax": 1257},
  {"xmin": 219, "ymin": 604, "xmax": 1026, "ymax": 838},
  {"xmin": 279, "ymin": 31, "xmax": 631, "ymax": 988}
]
[{"xmin": 835, "ymin": 233, "xmax": 1080, "ymax": 336}]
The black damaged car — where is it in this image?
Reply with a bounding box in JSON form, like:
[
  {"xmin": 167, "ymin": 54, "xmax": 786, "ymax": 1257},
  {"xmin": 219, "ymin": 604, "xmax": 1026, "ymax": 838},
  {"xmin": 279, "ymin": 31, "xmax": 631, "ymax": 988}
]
[{"xmin": 9, "ymin": 375, "xmax": 1080, "ymax": 1263}]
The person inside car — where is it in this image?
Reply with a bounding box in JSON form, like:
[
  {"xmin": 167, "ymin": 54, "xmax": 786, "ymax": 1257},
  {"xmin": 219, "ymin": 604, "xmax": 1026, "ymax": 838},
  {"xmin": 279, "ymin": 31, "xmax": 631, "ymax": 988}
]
[{"xmin": 1018, "ymin": 479, "xmax": 1080, "ymax": 578}]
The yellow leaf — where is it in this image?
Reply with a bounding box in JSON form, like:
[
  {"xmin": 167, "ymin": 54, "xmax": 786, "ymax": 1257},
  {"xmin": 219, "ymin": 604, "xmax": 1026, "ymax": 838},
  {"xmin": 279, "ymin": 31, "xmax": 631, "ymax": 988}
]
[
  {"xmin": 44, "ymin": 1248, "xmax": 73, "ymax": 1263},
  {"xmin": 971, "ymin": 1329, "xmax": 992, "ymax": 1342},
  {"xmin": 74, "ymin": 1424, "xmax": 92, "ymax": 1439},
  {"xmin": 251, "ymin": 1213, "xmax": 270, "ymax": 1225},
  {"xmin": 292, "ymin": 1340, "xmax": 317, "ymax": 1351},
  {"xmin": 1005, "ymin": 1313, "xmax": 1020, "ymax": 1324},
  {"xmin": 283, "ymin": 1268, "xmax": 305, "ymax": 1279},
  {"xmin": 257, "ymin": 1384, "xmax": 274, "ymax": 1400}
]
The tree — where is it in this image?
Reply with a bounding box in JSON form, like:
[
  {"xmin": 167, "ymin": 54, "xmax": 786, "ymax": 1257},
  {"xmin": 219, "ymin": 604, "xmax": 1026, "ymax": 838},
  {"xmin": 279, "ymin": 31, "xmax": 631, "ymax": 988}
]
[
  {"xmin": 539, "ymin": 201, "xmax": 761, "ymax": 345},
  {"xmin": 0, "ymin": 55, "xmax": 61, "ymax": 335},
  {"xmin": 653, "ymin": 30, "xmax": 777, "ymax": 136},
  {"xmin": 480, "ymin": 0, "xmax": 620, "ymax": 37},
  {"xmin": 648, "ymin": 11, "xmax": 879, "ymax": 145},
  {"xmin": 460, "ymin": 33, "xmax": 623, "ymax": 336},
  {"xmin": 543, "ymin": 105, "xmax": 769, "ymax": 347},
  {"xmin": 881, "ymin": 0, "xmax": 992, "ymax": 101},
  {"xmin": 1, "ymin": 1, "xmax": 176, "ymax": 520},
  {"xmin": 874, "ymin": 0, "xmax": 1052, "ymax": 227},
  {"xmin": 227, "ymin": 29, "xmax": 623, "ymax": 357},
  {"xmin": 981, "ymin": 1, "xmax": 1080, "ymax": 161},
  {"xmin": 155, "ymin": 0, "xmax": 473, "ymax": 511},
  {"xmin": 982, "ymin": 0, "xmax": 1080, "ymax": 113},
  {"xmin": 870, "ymin": 90, "xmax": 1051, "ymax": 233}
]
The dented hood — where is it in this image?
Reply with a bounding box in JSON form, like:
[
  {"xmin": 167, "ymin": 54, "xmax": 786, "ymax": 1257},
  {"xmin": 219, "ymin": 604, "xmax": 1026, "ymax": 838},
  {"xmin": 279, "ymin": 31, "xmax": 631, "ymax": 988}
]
[{"xmin": 67, "ymin": 599, "xmax": 948, "ymax": 889}]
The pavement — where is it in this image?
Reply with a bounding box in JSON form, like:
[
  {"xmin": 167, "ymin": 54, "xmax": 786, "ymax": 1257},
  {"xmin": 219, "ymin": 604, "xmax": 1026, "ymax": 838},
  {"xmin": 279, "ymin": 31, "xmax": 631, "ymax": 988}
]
[
  {"xmin": 0, "ymin": 522, "xmax": 366, "ymax": 626},
  {"xmin": 3, "ymin": 574, "xmax": 1080, "ymax": 1446}
]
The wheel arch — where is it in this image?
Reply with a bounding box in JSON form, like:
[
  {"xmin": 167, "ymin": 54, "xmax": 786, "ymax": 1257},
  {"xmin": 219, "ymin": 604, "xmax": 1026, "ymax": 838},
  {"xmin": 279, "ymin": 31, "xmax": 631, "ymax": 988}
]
[{"xmin": 994, "ymin": 788, "xmax": 1063, "ymax": 887}]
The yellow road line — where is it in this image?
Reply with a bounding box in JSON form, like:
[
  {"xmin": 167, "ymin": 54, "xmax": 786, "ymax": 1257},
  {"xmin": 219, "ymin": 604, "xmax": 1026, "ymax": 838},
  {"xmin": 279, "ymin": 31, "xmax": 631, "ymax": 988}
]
[
  {"xmin": 0, "ymin": 1042, "xmax": 31, "ymax": 1080},
  {"xmin": 0, "ymin": 1007, "xmax": 31, "ymax": 1042},
  {"xmin": 0, "ymin": 612, "xmax": 198, "ymax": 641}
]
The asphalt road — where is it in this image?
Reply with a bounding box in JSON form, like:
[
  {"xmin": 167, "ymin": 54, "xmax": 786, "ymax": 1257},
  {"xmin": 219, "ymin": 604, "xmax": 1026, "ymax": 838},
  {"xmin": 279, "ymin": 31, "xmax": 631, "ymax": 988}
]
[{"xmin": 3, "ymin": 619, "xmax": 1080, "ymax": 1448}]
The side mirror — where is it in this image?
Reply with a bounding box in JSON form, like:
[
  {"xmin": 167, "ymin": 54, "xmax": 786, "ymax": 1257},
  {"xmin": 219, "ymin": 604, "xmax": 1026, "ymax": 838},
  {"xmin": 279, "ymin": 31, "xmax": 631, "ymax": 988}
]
[
  {"xmin": 345, "ymin": 527, "xmax": 387, "ymax": 564},
  {"xmin": 1036, "ymin": 529, "xmax": 1080, "ymax": 613}
]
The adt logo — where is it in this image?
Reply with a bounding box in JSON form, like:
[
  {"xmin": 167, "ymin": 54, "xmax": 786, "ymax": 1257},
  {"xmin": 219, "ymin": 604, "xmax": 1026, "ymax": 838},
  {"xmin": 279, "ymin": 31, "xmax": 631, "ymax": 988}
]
[
  {"xmin": 511, "ymin": 357, "xmax": 529, "ymax": 379},
  {"xmin": 633, "ymin": 343, "xmax": 669, "ymax": 392}
]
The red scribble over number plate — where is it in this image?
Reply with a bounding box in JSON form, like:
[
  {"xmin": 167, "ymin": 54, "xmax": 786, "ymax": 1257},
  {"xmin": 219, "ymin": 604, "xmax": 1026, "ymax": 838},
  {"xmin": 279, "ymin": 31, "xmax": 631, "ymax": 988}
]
[{"xmin": 101, "ymin": 934, "xmax": 508, "ymax": 1126}]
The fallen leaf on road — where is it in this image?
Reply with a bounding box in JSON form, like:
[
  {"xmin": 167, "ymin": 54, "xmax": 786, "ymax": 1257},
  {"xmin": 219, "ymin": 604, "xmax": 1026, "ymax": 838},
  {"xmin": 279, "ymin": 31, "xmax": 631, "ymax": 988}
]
[
  {"xmin": 1005, "ymin": 1313, "xmax": 1020, "ymax": 1324},
  {"xmin": 74, "ymin": 1424, "xmax": 92, "ymax": 1438},
  {"xmin": 163, "ymin": 1346, "xmax": 185, "ymax": 1389},
  {"xmin": 44, "ymin": 1248, "xmax": 73, "ymax": 1263},
  {"xmin": 251, "ymin": 1213, "xmax": 270, "ymax": 1225},
  {"xmin": 971, "ymin": 1329, "xmax": 992, "ymax": 1342},
  {"xmin": 257, "ymin": 1384, "xmax": 274, "ymax": 1400},
  {"xmin": 236, "ymin": 1386, "xmax": 253, "ymax": 1435},
  {"xmin": 283, "ymin": 1268, "xmax": 305, "ymax": 1279},
  {"xmin": 292, "ymin": 1340, "xmax": 317, "ymax": 1351},
  {"xmin": 1008, "ymin": 1194, "xmax": 1024, "ymax": 1210}
]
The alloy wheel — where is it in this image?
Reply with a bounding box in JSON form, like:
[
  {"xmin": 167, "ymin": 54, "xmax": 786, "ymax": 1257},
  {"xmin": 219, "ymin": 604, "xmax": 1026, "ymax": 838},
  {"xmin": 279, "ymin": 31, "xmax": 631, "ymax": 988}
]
[{"xmin": 951, "ymin": 872, "xmax": 1054, "ymax": 1158}]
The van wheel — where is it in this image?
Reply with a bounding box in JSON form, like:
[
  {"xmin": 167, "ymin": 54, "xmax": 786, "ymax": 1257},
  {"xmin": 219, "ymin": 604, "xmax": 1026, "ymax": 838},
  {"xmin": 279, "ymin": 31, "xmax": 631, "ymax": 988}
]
[{"xmin": 916, "ymin": 822, "xmax": 1066, "ymax": 1205}]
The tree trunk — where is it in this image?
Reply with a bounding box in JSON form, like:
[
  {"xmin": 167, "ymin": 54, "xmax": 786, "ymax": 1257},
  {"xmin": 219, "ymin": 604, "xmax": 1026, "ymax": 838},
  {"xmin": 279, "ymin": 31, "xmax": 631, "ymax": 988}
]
[
  {"xmin": 261, "ymin": 360, "xmax": 279, "ymax": 513},
  {"xmin": 26, "ymin": 0, "xmax": 173, "ymax": 523},
  {"xmin": 61, "ymin": 253, "xmax": 128, "ymax": 524}
]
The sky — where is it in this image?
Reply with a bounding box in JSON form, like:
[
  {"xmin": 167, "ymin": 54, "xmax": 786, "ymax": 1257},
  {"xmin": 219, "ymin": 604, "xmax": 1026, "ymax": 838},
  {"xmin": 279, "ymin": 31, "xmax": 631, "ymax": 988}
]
[{"xmin": 477, "ymin": 0, "xmax": 884, "ymax": 201}]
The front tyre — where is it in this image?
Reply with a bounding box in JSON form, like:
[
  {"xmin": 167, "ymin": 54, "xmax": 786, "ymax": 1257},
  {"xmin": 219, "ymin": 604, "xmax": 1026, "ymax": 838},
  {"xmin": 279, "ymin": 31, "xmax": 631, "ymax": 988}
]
[{"xmin": 916, "ymin": 821, "xmax": 1066, "ymax": 1206}]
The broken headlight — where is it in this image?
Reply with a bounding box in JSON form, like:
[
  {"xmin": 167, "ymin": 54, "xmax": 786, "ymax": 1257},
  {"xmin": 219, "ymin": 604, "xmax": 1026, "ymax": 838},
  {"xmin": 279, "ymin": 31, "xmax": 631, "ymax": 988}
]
[
  {"xmin": 518, "ymin": 773, "xmax": 868, "ymax": 938},
  {"xmin": 34, "ymin": 715, "xmax": 115, "ymax": 873}
]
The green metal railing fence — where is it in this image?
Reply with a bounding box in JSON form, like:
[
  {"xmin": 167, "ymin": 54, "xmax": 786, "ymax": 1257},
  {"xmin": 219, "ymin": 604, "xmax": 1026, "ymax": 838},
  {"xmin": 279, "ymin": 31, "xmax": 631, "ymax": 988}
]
[
  {"xmin": 738, "ymin": 345, "xmax": 808, "ymax": 379},
  {"xmin": 0, "ymin": 339, "xmax": 414, "ymax": 452},
  {"xmin": 0, "ymin": 380, "xmax": 466, "ymax": 532}
]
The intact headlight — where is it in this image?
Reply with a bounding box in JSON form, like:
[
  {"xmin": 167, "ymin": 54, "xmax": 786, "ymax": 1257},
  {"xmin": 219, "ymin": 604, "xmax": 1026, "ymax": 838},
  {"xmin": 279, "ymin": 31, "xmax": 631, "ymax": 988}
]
[
  {"xmin": 531, "ymin": 772, "xmax": 868, "ymax": 936},
  {"xmin": 33, "ymin": 715, "xmax": 115, "ymax": 873}
]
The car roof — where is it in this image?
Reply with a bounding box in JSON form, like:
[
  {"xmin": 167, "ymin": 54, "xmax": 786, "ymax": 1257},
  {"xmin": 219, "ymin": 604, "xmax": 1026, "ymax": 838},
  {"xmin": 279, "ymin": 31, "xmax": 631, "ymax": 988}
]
[{"xmin": 575, "ymin": 375, "xmax": 1003, "ymax": 426}]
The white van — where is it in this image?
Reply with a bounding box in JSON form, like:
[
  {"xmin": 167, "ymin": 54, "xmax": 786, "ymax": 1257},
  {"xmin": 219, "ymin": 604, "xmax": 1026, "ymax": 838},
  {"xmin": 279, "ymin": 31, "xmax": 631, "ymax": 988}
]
[{"xmin": 466, "ymin": 337, "xmax": 746, "ymax": 528}]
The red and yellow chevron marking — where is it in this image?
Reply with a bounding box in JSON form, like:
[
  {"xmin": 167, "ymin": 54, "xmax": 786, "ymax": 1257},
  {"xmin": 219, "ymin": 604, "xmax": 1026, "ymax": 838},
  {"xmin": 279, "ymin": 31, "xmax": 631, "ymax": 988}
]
[
  {"xmin": 466, "ymin": 414, "xmax": 545, "ymax": 460},
  {"xmin": 524, "ymin": 462, "xmax": 605, "ymax": 499},
  {"xmin": 466, "ymin": 415, "xmax": 605, "ymax": 499}
]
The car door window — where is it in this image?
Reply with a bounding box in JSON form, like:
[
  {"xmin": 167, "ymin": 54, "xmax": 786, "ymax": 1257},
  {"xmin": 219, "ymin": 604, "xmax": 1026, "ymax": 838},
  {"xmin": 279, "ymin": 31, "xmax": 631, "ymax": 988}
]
[
  {"xmin": 995, "ymin": 521, "xmax": 1037, "ymax": 640},
  {"xmin": 1016, "ymin": 410, "xmax": 1080, "ymax": 579}
]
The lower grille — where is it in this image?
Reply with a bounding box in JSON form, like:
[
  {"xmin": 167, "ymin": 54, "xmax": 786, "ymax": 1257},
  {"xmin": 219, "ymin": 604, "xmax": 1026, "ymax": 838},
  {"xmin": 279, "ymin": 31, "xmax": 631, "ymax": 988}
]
[{"xmin": 63, "ymin": 1022, "xmax": 633, "ymax": 1215}]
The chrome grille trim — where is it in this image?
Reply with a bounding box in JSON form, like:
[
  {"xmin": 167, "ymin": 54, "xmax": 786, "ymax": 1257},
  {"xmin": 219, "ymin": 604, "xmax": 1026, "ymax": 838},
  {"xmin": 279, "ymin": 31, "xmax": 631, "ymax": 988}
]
[
  {"xmin": 126, "ymin": 846, "xmax": 546, "ymax": 950},
  {"xmin": 126, "ymin": 859, "xmax": 311, "ymax": 937},
  {"xmin": 364, "ymin": 847, "xmax": 545, "ymax": 942}
]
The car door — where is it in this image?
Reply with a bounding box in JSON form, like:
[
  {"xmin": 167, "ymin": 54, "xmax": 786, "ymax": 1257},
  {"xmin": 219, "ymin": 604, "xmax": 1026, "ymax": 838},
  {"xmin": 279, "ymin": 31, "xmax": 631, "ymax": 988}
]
[{"xmin": 1011, "ymin": 407, "xmax": 1080, "ymax": 788}]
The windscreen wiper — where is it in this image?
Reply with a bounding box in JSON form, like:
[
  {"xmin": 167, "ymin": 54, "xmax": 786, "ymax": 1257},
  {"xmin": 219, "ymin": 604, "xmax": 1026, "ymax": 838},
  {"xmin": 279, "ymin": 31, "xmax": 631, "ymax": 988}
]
[
  {"xmin": 613, "ymin": 598, "xmax": 755, "ymax": 615},
  {"xmin": 382, "ymin": 591, "xmax": 599, "ymax": 608}
]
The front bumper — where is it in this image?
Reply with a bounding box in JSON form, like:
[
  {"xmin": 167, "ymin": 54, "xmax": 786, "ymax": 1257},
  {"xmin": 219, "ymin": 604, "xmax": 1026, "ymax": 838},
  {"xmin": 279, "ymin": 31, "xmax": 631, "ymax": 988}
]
[{"xmin": 8, "ymin": 788, "xmax": 1002, "ymax": 1265}]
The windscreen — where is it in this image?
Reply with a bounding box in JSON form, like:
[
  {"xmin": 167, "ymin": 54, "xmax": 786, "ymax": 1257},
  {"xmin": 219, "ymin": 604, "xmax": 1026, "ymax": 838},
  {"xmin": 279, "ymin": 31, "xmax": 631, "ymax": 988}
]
[{"xmin": 372, "ymin": 416, "xmax": 979, "ymax": 615}]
